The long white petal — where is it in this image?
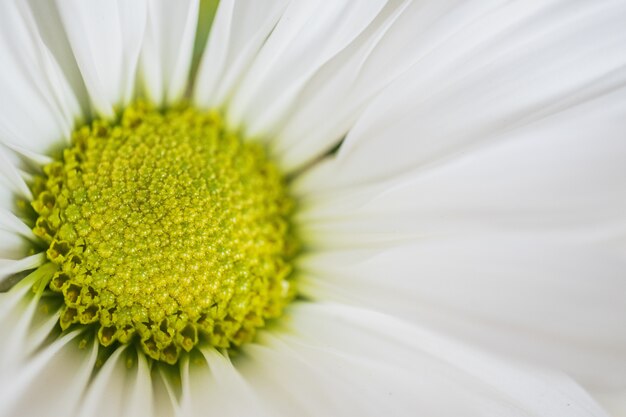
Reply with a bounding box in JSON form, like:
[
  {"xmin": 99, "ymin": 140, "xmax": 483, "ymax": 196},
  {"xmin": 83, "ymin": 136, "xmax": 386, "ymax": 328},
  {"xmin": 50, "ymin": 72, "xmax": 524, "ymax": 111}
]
[
  {"xmin": 593, "ymin": 390, "xmax": 626, "ymax": 417},
  {"xmin": 0, "ymin": 253, "xmax": 45, "ymax": 289},
  {"xmin": 298, "ymin": 89, "xmax": 626, "ymax": 245},
  {"xmin": 239, "ymin": 302, "xmax": 607, "ymax": 416},
  {"xmin": 298, "ymin": 0, "xmax": 626, "ymax": 191},
  {"xmin": 140, "ymin": 0, "xmax": 199, "ymax": 106},
  {"xmin": 275, "ymin": 0, "xmax": 508, "ymax": 172},
  {"xmin": 178, "ymin": 349, "xmax": 269, "ymax": 417},
  {"xmin": 194, "ymin": 0, "xmax": 290, "ymax": 109},
  {"xmin": 0, "ymin": 264, "xmax": 58, "ymax": 364},
  {"xmin": 0, "ymin": 231, "xmax": 36, "ymax": 265},
  {"xmin": 225, "ymin": 0, "xmax": 388, "ymax": 137},
  {"xmin": 0, "ymin": 208, "xmax": 38, "ymax": 242},
  {"xmin": 151, "ymin": 367, "xmax": 179, "ymax": 417},
  {"xmin": 295, "ymin": 78, "xmax": 626, "ymax": 389},
  {"xmin": 0, "ymin": 145, "xmax": 34, "ymax": 205},
  {"xmin": 0, "ymin": 331, "xmax": 98, "ymax": 417},
  {"xmin": 299, "ymin": 234, "xmax": 626, "ymax": 390},
  {"xmin": 24, "ymin": 0, "xmax": 91, "ymax": 113},
  {"xmin": 55, "ymin": 0, "xmax": 147, "ymax": 118},
  {"xmin": 0, "ymin": 1, "xmax": 81, "ymax": 161},
  {"xmin": 78, "ymin": 347, "xmax": 154, "ymax": 417}
]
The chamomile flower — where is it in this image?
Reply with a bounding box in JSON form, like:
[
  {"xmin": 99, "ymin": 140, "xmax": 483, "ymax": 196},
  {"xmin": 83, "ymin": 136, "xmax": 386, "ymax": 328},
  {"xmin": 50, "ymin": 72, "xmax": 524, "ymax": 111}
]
[{"xmin": 1, "ymin": 1, "xmax": 625, "ymax": 417}]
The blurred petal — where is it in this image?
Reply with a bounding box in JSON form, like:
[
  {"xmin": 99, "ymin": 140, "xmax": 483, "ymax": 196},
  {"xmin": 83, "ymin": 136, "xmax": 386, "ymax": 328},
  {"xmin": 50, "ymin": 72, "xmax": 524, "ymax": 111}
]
[
  {"xmin": 275, "ymin": 0, "xmax": 507, "ymax": 172},
  {"xmin": 78, "ymin": 347, "xmax": 154, "ymax": 417},
  {"xmin": 0, "ymin": 146, "xmax": 32, "ymax": 206},
  {"xmin": 25, "ymin": 0, "xmax": 91, "ymax": 114},
  {"xmin": 55, "ymin": 0, "xmax": 147, "ymax": 118},
  {"xmin": 225, "ymin": 0, "xmax": 388, "ymax": 137},
  {"xmin": 238, "ymin": 302, "xmax": 607, "ymax": 417},
  {"xmin": 298, "ymin": 88, "xmax": 626, "ymax": 245},
  {"xmin": 0, "ymin": 254, "xmax": 45, "ymax": 289},
  {"xmin": 593, "ymin": 391, "xmax": 626, "ymax": 417},
  {"xmin": 0, "ymin": 331, "xmax": 97, "ymax": 417},
  {"xmin": 140, "ymin": 0, "xmax": 199, "ymax": 106},
  {"xmin": 194, "ymin": 0, "xmax": 290, "ymax": 109},
  {"xmin": 0, "ymin": 264, "xmax": 59, "ymax": 364},
  {"xmin": 298, "ymin": 0, "xmax": 626, "ymax": 191},
  {"xmin": 299, "ymin": 235, "xmax": 626, "ymax": 388},
  {"xmin": 296, "ymin": 76, "xmax": 626, "ymax": 389},
  {"xmin": 180, "ymin": 349, "xmax": 272, "ymax": 417},
  {"xmin": 0, "ymin": 1, "xmax": 81, "ymax": 161}
]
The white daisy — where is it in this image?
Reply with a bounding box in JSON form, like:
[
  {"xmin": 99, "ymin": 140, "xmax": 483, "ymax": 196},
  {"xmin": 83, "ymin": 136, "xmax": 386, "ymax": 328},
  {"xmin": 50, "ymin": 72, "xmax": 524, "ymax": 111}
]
[{"xmin": 1, "ymin": 1, "xmax": 625, "ymax": 417}]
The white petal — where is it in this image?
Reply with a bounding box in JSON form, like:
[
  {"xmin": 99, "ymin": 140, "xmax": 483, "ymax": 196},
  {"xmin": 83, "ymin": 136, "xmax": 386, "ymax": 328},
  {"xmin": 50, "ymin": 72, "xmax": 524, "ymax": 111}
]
[
  {"xmin": 298, "ymin": 0, "xmax": 626, "ymax": 191},
  {"xmin": 0, "ymin": 1, "xmax": 82, "ymax": 160},
  {"xmin": 180, "ymin": 349, "xmax": 271, "ymax": 417},
  {"xmin": 151, "ymin": 367, "xmax": 179, "ymax": 417},
  {"xmin": 0, "ymin": 254, "xmax": 45, "ymax": 289},
  {"xmin": 0, "ymin": 264, "xmax": 58, "ymax": 364},
  {"xmin": 296, "ymin": 75, "xmax": 626, "ymax": 389},
  {"xmin": 179, "ymin": 354, "xmax": 217, "ymax": 416},
  {"xmin": 55, "ymin": 0, "xmax": 147, "ymax": 118},
  {"xmin": 24, "ymin": 0, "xmax": 91, "ymax": 113},
  {"xmin": 78, "ymin": 347, "xmax": 154, "ymax": 417},
  {"xmin": 0, "ymin": 209, "xmax": 38, "ymax": 242},
  {"xmin": 239, "ymin": 302, "xmax": 607, "ymax": 417},
  {"xmin": 194, "ymin": 0, "xmax": 292, "ymax": 109},
  {"xmin": 0, "ymin": 231, "xmax": 35, "ymax": 263},
  {"xmin": 140, "ymin": 0, "xmax": 199, "ymax": 106},
  {"xmin": 275, "ymin": 0, "xmax": 507, "ymax": 172},
  {"xmin": 593, "ymin": 390, "xmax": 626, "ymax": 417},
  {"xmin": 299, "ymin": 234, "xmax": 626, "ymax": 390},
  {"xmin": 0, "ymin": 146, "xmax": 33, "ymax": 207},
  {"xmin": 298, "ymin": 89, "xmax": 626, "ymax": 245},
  {"xmin": 0, "ymin": 331, "xmax": 98, "ymax": 417},
  {"xmin": 225, "ymin": 0, "xmax": 387, "ymax": 137}
]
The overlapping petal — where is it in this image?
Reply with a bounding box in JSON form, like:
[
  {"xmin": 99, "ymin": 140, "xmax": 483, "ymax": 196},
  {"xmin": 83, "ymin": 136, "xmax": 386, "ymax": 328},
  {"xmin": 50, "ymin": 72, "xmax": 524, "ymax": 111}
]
[
  {"xmin": 0, "ymin": 0, "xmax": 622, "ymax": 416},
  {"xmin": 295, "ymin": 0, "xmax": 626, "ymax": 393},
  {"xmin": 140, "ymin": 0, "xmax": 200, "ymax": 106},
  {"xmin": 0, "ymin": 1, "xmax": 81, "ymax": 162}
]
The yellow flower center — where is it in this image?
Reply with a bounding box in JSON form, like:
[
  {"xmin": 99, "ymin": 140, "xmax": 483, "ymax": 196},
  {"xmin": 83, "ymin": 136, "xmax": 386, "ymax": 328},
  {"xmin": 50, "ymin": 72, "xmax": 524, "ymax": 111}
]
[{"xmin": 30, "ymin": 102, "xmax": 297, "ymax": 364}]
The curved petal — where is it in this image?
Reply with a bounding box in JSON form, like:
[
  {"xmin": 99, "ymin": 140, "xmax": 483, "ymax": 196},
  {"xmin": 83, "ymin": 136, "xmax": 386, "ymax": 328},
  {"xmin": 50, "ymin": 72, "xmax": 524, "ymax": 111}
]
[
  {"xmin": 180, "ymin": 349, "xmax": 272, "ymax": 417},
  {"xmin": 296, "ymin": 79, "xmax": 626, "ymax": 390},
  {"xmin": 298, "ymin": 88, "xmax": 626, "ymax": 245},
  {"xmin": 0, "ymin": 231, "xmax": 36, "ymax": 263},
  {"xmin": 299, "ymin": 236, "xmax": 626, "ymax": 389},
  {"xmin": 593, "ymin": 390, "xmax": 626, "ymax": 417},
  {"xmin": 24, "ymin": 0, "xmax": 91, "ymax": 114},
  {"xmin": 0, "ymin": 209, "xmax": 38, "ymax": 242},
  {"xmin": 0, "ymin": 253, "xmax": 45, "ymax": 289},
  {"xmin": 298, "ymin": 0, "xmax": 626, "ymax": 192},
  {"xmin": 275, "ymin": 0, "xmax": 508, "ymax": 172},
  {"xmin": 151, "ymin": 366, "xmax": 179, "ymax": 417},
  {"xmin": 0, "ymin": 331, "xmax": 98, "ymax": 417},
  {"xmin": 77, "ymin": 347, "xmax": 154, "ymax": 417},
  {"xmin": 238, "ymin": 302, "xmax": 607, "ymax": 417},
  {"xmin": 193, "ymin": 0, "xmax": 291, "ymax": 109},
  {"xmin": 0, "ymin": 1, "xmax": 81, "ymax": 161},
  {"xmin": 140, "ymin": 0, "xmax": 199, "ymax": 106},
  {"xmin": 225, "ymin": 0, "xmax": 388, "ymax": 137},
  {"xmin": 0, "ymin": 146, "xmax": 32, "ymax": 207},
  {"xmin": 54, "ymin": 0, "xmax": 147, "ymax": 118},
  {"xmin": 0, "ymin": 264, "xmax": 58, "ymax": 363}
]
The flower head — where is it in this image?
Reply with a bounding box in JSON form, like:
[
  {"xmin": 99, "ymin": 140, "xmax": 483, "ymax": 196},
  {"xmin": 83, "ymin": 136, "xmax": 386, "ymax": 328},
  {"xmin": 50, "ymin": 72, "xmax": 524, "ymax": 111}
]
[{"xmin": 1, "ymin": 1, "xmax": 625, "ymax": 416}]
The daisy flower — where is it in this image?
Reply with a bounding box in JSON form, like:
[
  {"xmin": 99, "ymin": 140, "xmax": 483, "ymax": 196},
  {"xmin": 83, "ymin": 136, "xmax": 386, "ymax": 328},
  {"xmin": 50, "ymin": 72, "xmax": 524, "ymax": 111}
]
[{"xmin": 1, "ymin": 1, "xmax": 625, "ymax": 416}]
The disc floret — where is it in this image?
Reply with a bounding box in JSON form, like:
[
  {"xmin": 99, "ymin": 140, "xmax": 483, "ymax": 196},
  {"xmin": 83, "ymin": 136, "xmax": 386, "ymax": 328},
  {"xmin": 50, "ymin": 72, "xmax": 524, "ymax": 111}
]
[{"xmin": 31, "ymin": 102, "xmax": 297, "ymax": 364}]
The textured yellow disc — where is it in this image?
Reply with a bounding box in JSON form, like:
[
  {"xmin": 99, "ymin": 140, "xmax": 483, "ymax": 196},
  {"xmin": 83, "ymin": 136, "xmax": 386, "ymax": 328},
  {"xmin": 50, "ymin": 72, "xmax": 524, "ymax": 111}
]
[{"xmin": 30, "ymin": 102, "xmax": 297, "ymax": 364}]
